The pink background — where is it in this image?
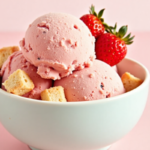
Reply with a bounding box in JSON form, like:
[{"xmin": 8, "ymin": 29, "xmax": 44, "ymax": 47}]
[
  {"xmin": 0, "ymin": 0, "xmax": 150, "ymax": 32},
  {"xmin": 0, "ymin": 0, "xmax": 150, "ymax": 150}
]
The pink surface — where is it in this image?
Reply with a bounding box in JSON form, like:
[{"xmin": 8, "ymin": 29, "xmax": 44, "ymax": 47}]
[
  {"xmin": 0, "ymin": 32, "xmax": 150, "ymax": 149},
  {"xmin": 20, "ymin": 13, "xmax": 95, "ymax": 80},
  {"xmin": 55, "ymin": 60, "xmax": 125, "ymax": 102}
]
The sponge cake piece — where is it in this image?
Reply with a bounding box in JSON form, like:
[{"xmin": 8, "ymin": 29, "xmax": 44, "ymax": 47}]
[
  {"xmin": 41, "ymin": 86, "xmax": 67, "ymax": 102},
  {"xmin": 0, "ymin": 46, "xmax": 19, "ymax": 69},
  {"xmin": 3, "ymin": 69, "xmax": 34, "ymax": 96},
  {"xmin": 121, "ymin": 72, "xmax": 143, "ymax": 92}
]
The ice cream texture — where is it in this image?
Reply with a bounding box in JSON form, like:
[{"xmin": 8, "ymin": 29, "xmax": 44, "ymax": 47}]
[
  {"xmin": 54, "ymin": 60, "xmax": 125, "ymax": 102},
  {"xmin": 20, "ymin": 13, "xmax": 96, "ymax": 80},
  {"xmin": 1, "ymin": 51, "xmax": 52, "ymax": 99}
]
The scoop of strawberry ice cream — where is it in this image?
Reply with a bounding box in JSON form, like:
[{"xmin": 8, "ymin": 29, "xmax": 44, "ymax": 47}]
[
  {"xmin": 112, "ymin": 65, "xmax": 118, "ymax": 72},
  {"xmin": 1, "ymin": 51, "xmax": 52, "ymax": 100},
  {"xmin": 20, "ymin": 13, "xmax": 95, "ymax": 80},
  {"xmin": 54, "ymin": 60, "xmax": 125, "ymax": 102}
]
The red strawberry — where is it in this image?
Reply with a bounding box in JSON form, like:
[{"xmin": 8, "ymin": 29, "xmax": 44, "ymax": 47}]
[
  {"xmin": 95, "ymin": 24, "xmax": 134, "ymax": 66},
  {"xmin": 80, "ymin": 5, "xmax": 108, "ymax": 38}
]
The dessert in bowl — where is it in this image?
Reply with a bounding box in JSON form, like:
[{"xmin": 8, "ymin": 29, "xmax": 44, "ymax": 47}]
[
  {"xmin": 0, "ymin": 5, "xmax": 149, "ymax": 150},
  {"xmin": 0, "ymin": 57, "xmax": 149, "ymax": 150}
]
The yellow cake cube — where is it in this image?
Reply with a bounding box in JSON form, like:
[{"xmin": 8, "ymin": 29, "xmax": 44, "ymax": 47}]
[
  {"xmin": 121, "ymin": 72, "xmax": 143, "ymax": 92},
  {"xmin": 3, "ymin": 69, "xmax": 34, "ymax": 96},
  {"xmin": 0, "ymin": 46, "xmax": 20, "ymax": 69},
  {"xmin": 41, "ymin": 86, "xmax": 67, "ymax": 102}
]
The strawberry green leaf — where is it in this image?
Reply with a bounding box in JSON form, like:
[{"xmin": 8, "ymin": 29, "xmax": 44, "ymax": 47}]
[
  {"xmin": 107, "ymin": 23, "xmax": 117, "ymax": 34},
  {"xmin": 118, "ymin": 26, "xmax": 127, "ymax": 38},
  {"xmin": 89, "ymin": 5, "xmax": 98, "ymax": 17},
  {"xmin": 123, "ymin": 34, "xmax": 134, "ymax": 44},
  {"xmin": 123, "ymin": 33, "xmax": 131, "ymax": 41},
  {"xmin": 128, "ymin": 36, "xmax": 135, "ymax": 42},
  {"xmin": 94, "ymin": 12, "xmax": 98, "ymax": 17},
  {"xmin": 101, "ymin": 18, "xmax": 104, "ymax": 22},
  {"xmin": 113, "ymin": 23, "xmax": 117, "ymax": 34},
  {"xmin": 89, "ymin": 5, "xmax": 95, "ymax": 14},
  {"xmin": 103, "ymin": 23, "xmax": 109, "ymax": 29},
  {"xmin": 98, "ymin": 9, "xmax": 105, "ymax": 18},
  {"xmin": 125, "ymin": 41, "xmax": 133, "ymax": 45}
]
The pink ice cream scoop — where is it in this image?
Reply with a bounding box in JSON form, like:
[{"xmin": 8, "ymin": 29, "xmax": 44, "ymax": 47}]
[
  {"xmin": 54, "ymin": 60, "xmax": 125, "ymax": 102},
  {"xmin": 1, "ymin": 51, "xmax": 52, "ymax": 100},
  {"xmin": 20, "ymin": 13, "xmax": 95, "ymax": 80}
]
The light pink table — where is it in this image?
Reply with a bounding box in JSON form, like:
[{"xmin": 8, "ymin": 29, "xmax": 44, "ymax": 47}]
[{"xmin": 0, "ymin": 32, "xmax": 150, "ymax": 150}]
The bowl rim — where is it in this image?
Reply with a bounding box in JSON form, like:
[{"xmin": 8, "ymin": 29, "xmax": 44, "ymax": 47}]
[{"xmin": 0, "ymin": 57, "xmax": 149, "ymax": 106}]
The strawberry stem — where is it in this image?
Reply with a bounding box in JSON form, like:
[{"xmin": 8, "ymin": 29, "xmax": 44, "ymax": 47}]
[
  {"xmin": 89, "ymin": 5, "xmax": 109, "ymax": 30},
  {"xmin": 106, "ymin": 23, "xmax": 134, "ymax": 45}
]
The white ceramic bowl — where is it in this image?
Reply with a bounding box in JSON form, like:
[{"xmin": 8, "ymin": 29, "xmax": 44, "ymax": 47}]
[{"xmin": 0, "ymin": 58, "xmax": 149, "ymax": 150}]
